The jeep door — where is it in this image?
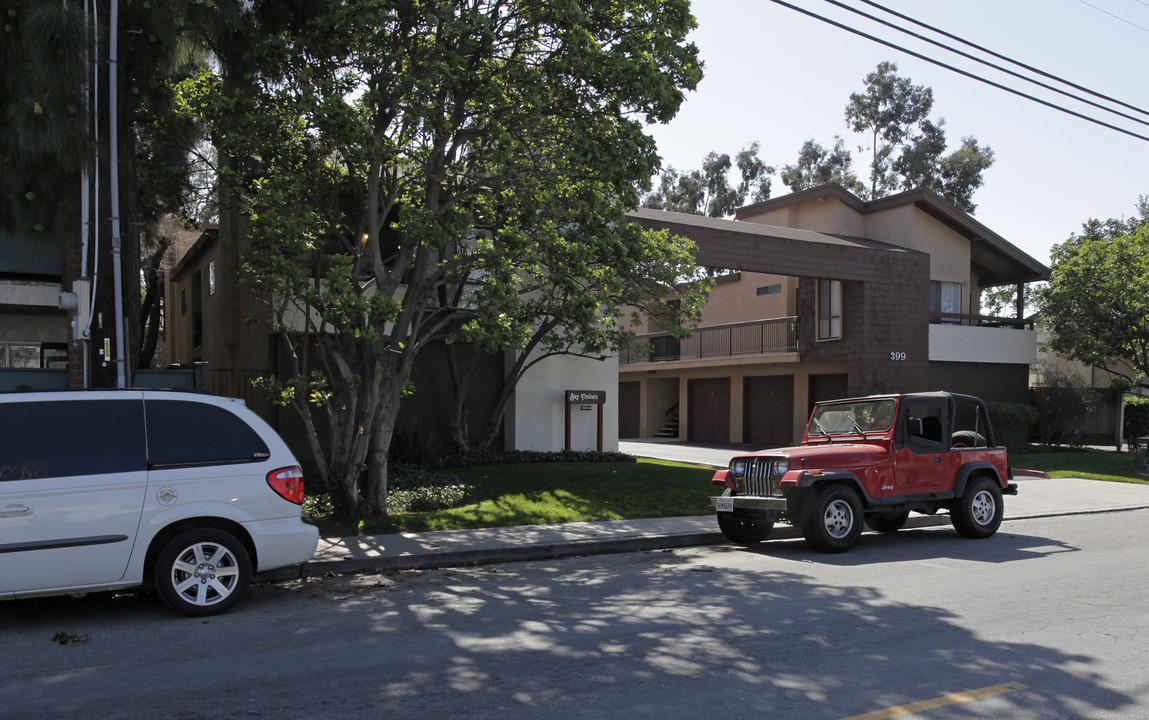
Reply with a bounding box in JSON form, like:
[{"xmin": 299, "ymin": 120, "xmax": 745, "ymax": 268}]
[
  {"xmin": 0, "ymin": 396, "xmax": 148, "ymax": 594},
  {"xmin": 893, "ymin": 396, "xmax": 949, "ymax": 490}
]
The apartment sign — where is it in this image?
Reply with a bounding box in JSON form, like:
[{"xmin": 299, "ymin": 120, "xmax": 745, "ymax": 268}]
[
  {"xmin": 566, "ymin": 390, "xmax": 606, "ymax": 405},
  {"xmin": 564, "ymin": 390, "xmax": 606, "ymax": 452}
]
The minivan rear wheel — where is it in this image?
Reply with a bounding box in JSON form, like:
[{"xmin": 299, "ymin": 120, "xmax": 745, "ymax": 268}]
[{"xmin": 155, "ymin": 528, "xmax": 251, "ymax": 616}]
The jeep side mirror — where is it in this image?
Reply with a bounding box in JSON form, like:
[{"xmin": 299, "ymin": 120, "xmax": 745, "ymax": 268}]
[{"xmin": 906, "ymin": 417, "xmax": 923, "ymax": 438}]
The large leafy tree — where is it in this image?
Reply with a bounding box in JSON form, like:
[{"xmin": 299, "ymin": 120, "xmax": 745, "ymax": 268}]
[
  {"xmin": 1038, "ymin": 198, "xmax": 1149, "ymax": 385},
  {"xmin": 182, "ymin": 0, "xmax": 706, "ymax": 517},
  {"xmin": 643, "ymin": 142, "xmax": 773, "ymax": 218}
]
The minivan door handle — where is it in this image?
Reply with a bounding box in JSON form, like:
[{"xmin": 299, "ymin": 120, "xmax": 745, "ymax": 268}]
[{"xmin": 0, "ymin": 504, "xmax": 31, "ymax": 518}]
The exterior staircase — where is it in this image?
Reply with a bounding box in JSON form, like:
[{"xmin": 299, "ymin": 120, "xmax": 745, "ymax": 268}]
[{"xmin": 654, "ymin": 405, "xmax": 680, "ymax": 439}]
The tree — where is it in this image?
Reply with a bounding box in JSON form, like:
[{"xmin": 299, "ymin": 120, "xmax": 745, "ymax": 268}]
[
  {"xmin": 1038, "ymin": 197, "xmax": 1149, "ymax": 385},
  {"xmin": 643, "ymin": 142, "xmax": 773, "ymax": 217},
  {"xmin": 0, "ymin": 0, "xmax": 93, "ymax": 236},
  {"xmin": 447, "ymin": 221, "xmax": 710, "ymax": 451},
  {"xmin": 845, "ymin": 61, "xmax": 934, "ymax": 200},
  {"xmin": 772, "ymin": 62, "xmax": 994, "ymax": 212},
  {"xmin": 779, "ymin": 136, "xmax": 864, "ymax": 196},
  {"xmin": 182, "ymin": 0, "xmax": 706, "ymax": 517}
]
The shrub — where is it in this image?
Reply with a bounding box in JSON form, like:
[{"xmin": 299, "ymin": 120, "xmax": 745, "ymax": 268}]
[
  {"xmin": 389, "ymin": 421, "xmax": 443, "ymax": 467},
  {"xmin": 387, "ymin": 465, "xmax": 474, "ymax": 514},
  {"xmin": 1030, "ymin": 361, "xmax": 1092, "ymax": 447},
  {"xmin": 987, "ymin": 401, "xmax": 1039, "ymax": 444},
  {"xmin": 430, "ymin": 449, "xmax": 637, "ymax": 469},
  {"xmin": 1124, "ymin": 396, "xmax": 1149, "ymax": 444}
]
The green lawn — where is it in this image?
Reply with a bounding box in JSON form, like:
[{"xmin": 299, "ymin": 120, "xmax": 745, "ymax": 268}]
[
  {"xmin": 347, "ymin": 450, "xmax": 1149, "ymax": 535},
  {"xmin": 1011, "ymin": 450, "xmax": 1149, "ymax": 485},
  {"xmin": 359, "ymin": 458, "xmax": 717, "ymax": 534}
]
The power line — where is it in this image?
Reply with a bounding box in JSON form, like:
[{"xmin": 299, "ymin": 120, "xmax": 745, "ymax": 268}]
[
  {"xmin": 1077, "ymin": 0, "xmax": 1149, "ymax": 33},
  {"xmin": 853, "ymin": 0, "xmax": 1149, "ymax": 120},
  {"xmin": 824, "ymin": 0, "xmax": 1149, "ymax": 131},
  {"xmin": 765, "ymin": 0, "xmax": 1149, "ymax": 143}
]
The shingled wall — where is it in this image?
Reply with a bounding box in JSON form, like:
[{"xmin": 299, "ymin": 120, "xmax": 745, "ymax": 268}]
[{"xmin": 630, "ymin": 210, "xmax": 932, "ymax": 396}]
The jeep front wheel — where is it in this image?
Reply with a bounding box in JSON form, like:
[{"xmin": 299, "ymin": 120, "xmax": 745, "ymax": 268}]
[
  {"xmin": 717, "ymin": 515, "xmax": 773, "ymax": 545},
  {"xmin": 951, "ymin": 477, "xmax": 1003, "ymax": 539},
  {"xmin": 802, "ymin": 484, "xmax": 863, "ymax": 553}
]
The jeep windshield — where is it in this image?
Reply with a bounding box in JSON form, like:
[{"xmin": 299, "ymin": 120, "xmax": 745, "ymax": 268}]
[{"xmin": 809, "ymin": 399, "xmax": 895, "ymax": 436}]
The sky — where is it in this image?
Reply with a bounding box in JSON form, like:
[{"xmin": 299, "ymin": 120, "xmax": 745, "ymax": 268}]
[{"xmin": 645, "ymin": 0, "xmax": 1149, "ymax": 268}]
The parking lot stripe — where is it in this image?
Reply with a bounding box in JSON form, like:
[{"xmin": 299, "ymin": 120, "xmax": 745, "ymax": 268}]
[{"xmin": 840, "ymin": 681, "xmax": 1029, "ymax": 720}]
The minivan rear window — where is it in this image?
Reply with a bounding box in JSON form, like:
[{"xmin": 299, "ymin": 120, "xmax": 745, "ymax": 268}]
[
  {"xmin": 145, "ymin": 400, "xmax": 270, "ymax": 467},
  {"xmin": 0, "ymin": 399, "xmax": 146, "ymax": 480}
]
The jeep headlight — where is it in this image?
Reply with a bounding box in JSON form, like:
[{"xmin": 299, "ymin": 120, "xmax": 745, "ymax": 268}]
[
  {"xmin": 772, "ymin": 458, "xmax": 790, "ymax": 479},
  {"xmin": 730, "ymin": 459, "xmax": 747, "ymax": 479}
]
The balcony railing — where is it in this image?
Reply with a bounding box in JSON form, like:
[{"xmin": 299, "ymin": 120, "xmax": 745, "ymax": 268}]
[
  {"xmin": 929, "ymin": 312, "xmax": 1035, "ymax": 330},
  {"xmin": 620, "ymin": 316, "xmax": 798, "ymax": 365}
]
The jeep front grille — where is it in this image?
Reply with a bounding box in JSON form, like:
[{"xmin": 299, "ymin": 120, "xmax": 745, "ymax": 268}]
[{"xmin": 741, "ymin": 458, "xmax": 782, "ymax": 497}]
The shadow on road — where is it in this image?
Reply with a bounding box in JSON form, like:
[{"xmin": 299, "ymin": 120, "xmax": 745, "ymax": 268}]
[{"xmin": 0, "ymin": 521, "xmax": 1131, "ymax": 720}]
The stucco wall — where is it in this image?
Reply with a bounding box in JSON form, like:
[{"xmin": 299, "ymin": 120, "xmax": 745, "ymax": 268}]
[
  {"xmin": 743, "ymin": 195, "xmax": 866, "ymax": 237},
  {"xmin": 507, "ymin": 351, "xmax": 619, "ymax": 452},
  {"xmin": 699, "ymin": 271, "xmax": 796, "ymax": 325}
]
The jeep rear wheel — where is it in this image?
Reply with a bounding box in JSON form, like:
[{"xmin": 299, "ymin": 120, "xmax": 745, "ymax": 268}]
[
  {"xmin": 951, "ymin": 477, "xmax": 1003, "ymax": 539},
  {"xmin": 717, "ymin": 515, "xmax": 773, "ymax": 545},
  {"xmin": 802, "ymin": 484, "xmax": 863, "ymax": 553}
]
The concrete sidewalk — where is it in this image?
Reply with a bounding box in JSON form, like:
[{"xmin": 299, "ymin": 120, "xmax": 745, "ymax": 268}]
[{"xmin": 299, "ymin": 475, "xmax": 1149, "ymax": 577}]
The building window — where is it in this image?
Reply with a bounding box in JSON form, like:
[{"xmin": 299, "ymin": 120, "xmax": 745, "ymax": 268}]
[
  {"xmin": 817, "ymin": 279, "xmax": 841, "ymax": 340},
  {"xmin": 207, "ymin": 261, "xmax": 217, "ymax": 296},
  {"xmin": 40, "ymin": 343, "xmax": 68, "ymax": 369},
  {"xmin": 0, "ymin": 343, "xmax": 46, "ymax": 368},
  {"xmin": 191, "ymin": 270, "xmax": 203, "ymax": 348},
  {"xmin": 8, "ymin": 344, "xmax": 40, "ymax": 368},
  {"xmin": 757, "ymin": 284, "xmax": 782, "ymax": 296},
  {"xmin": 180, "ymin": 287, "xmax": 188, "ymax": 316},
  {"xmin": 930, "ymin": 281, "xmax": 963, "ymax": 325}
]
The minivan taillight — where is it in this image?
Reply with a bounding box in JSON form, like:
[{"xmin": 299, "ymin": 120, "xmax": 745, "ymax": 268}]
[{"xmin": 267, "ymin": 466, "xmax": 305, "ymax": 504}]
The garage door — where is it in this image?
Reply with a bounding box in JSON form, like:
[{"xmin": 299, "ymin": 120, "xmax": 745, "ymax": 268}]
[
  {"xmin": 743, "ymin": 375, "xmax": 794, "ymax": 446},
  {"xmin": 618, "ymin": 382, "xmax": 640, "ymax": 439},
  {"xmin": 688, "ymin": 378, "xmax": 730, "ymax": 442}
]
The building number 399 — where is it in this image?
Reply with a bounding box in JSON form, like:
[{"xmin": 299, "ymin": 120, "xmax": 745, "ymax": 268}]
[{"xmin": 890, "ymin": 351, "xmax": 907, "ymax": 361}]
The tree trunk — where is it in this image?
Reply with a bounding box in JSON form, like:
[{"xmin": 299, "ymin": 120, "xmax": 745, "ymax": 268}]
[{"xmin": 446, "ymin": 342, "xmax": 481, "ymax": 450}]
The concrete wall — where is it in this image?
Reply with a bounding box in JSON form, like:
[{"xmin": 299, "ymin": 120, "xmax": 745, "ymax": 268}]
[
  {"xmin": 930, "ymin": 324, "xmax": 1038, "ymax": 365},
  {"xmin": 507, "ymin": 351, "xmax": 619, "ymax": 452}
]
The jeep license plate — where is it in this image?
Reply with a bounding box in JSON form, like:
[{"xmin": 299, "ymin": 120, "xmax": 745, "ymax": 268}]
[{"xmin": 715, "ymin": 496, "xmax": 733, "ymax": 512}]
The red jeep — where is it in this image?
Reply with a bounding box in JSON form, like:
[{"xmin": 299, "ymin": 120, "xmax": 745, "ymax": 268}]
[{"xmin": 710, "ymin": 392, "xmax": 1018, "ymax": 553}]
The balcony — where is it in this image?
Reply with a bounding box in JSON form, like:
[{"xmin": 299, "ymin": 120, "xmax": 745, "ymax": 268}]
[
  {"xmin": 929, "ymin": 313, "xmax": 1037, "ymax": 364},
  {"xmin": 620, "ymin": 317, "xmax": 798, "ymax": 366},
  {"xmin": 929, "ymin": 312, "xmax": 1035, "ymax": 330}
]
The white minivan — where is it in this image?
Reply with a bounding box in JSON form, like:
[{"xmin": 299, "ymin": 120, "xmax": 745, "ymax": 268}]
[{"xmin": 0, "ymin": 390, "xmax": 319, "ymax": 616}]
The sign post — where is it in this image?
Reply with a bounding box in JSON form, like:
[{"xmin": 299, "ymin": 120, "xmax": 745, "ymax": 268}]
[{"xmin": 565, "ymin": 390, "xmax": 606, "ymax": 452}]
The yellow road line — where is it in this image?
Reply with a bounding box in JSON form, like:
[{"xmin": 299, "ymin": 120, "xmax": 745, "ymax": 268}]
[{"xmin": 841, "ymin": 681, "xmax": 1029, "ymax": 720}]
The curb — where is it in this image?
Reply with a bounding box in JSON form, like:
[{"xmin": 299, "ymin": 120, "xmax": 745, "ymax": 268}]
[
  {"xmin": 300, "ymin": 532, "xmax": 726, "ymax": 577},
  {"xmin": 257, "ymin": 504, "xmax": 1149, "ymax": 581}
]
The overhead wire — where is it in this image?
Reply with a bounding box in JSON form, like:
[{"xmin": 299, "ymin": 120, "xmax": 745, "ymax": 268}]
[
  {"xmin": 853, "ymin": 0, "xmax": 1149, "ymax": 120},
  {"xmin": 1076, "ymin": 0, "xmax": 1149, "ymax": 33},
  {"xmin": 823, "ymin": 0, "xmax": 1149, "ymax": 130},
  {"xmin": 764, "ymin": 0, "xmax": 1149, "ymax": 143}
]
